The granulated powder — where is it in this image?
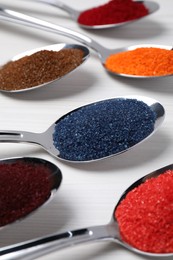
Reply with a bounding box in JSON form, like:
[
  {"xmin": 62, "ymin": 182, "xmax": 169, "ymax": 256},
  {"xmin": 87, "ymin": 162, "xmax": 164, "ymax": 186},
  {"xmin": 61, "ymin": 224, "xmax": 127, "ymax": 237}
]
[
  {"xmin": 0, "ymin": 48, "xmax": 84, "ymax": 91},
  {"xmin": 115, "ymin": 169, "xmax": 173, "ymax": 253},
  {"xmin": 78, "ymin": 0, "xmax": 148, "ymax": 26},
  {"xmin": 105, "ymin": 47, "xmax": 173, "ymax": 76},
  {"xmin": 53, "ymin": 98, "xmax": 156, "ymax": 161},
  {"xmin": 0, "ymin": 159, "xmax": 53, "ymax": 227}
]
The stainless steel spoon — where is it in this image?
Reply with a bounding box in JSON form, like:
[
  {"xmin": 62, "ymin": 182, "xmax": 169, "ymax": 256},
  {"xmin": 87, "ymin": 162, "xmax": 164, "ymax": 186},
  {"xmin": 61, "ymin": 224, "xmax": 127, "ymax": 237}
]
[
  {"xmin": 1, "ymin": 164, "xmax": 172, "ymax": 260},
  {"xmin": 24, "ymin": 0, "xmax": 159, "ymax": 29},
  {"xmin": 0, "ymin": 7, "xmax": 169, "ymax": 79},
  {"xmin": 0, "ymin": 43, "xmax": 89, "ymax": 92},
  {"xmin": 0, "ymin": 157, "xmax": 62, "ymax": 229},
  {"xmin": 0, "ymin": 96, "xmax": 165, "ymax": 162}
]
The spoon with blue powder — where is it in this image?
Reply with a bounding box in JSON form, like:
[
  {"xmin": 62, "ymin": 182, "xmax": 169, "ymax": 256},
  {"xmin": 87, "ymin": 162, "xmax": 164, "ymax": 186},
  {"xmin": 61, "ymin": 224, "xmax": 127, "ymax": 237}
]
[{"xmin": 0, "ymin": 96, "xmax": 165, "ymax": 162}]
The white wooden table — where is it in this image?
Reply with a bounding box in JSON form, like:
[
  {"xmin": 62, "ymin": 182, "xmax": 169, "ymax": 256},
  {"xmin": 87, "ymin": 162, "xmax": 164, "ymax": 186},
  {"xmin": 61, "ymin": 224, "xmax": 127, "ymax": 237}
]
[{"xmin": 0, "ymin": 0, "xmax": 172, "ymax": 259}]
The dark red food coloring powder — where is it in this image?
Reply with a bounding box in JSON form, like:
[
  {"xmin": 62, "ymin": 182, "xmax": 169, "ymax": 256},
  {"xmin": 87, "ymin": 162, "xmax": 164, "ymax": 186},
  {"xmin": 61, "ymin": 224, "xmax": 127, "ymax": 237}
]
[
  {"xmin": 115, "ymin": 169, "xmax": 173, "ymax": 253},
  {"xmin": 0, "ymin": 159, "xmax": 53, "ymax": 227},
  {"xmin": 78, "ymin": 0, "xmax": 149, "ymax": 26}
]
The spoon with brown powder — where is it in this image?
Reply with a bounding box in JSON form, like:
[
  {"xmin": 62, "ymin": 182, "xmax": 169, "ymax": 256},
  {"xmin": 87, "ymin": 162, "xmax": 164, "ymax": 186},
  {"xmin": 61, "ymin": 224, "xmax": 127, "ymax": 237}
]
[
  {"xmin": 0, "ymin": 43, "xmax": 89, "ymax": 92},
  {"xmin": 0, "ymin": 7, "xmax": 173, "ymax": 81}
]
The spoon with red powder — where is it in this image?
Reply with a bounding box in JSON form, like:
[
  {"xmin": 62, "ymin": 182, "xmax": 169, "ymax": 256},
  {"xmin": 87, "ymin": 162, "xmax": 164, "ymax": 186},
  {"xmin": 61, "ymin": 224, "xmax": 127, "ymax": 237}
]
[
  {"xmin": 0, "ymin": 157, "xmax": 62, "ymax": 229},
  {"xmin": 1, "ymin": 164, "xmax": 173, "ymax": 259},
  {"xmin": 1, "ymin": 7, "xmax": 173, "ymax": 79},
  {"xmin": 25, "ymin": 0, "xmax": 159, "ymax": 29}
]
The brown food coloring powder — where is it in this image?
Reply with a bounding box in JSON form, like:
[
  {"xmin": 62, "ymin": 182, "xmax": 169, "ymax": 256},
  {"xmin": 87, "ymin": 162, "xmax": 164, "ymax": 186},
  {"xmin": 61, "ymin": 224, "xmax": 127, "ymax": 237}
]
[{"xmin": 0, "ymin": 48, "xmax": 84, "ymax": 91}]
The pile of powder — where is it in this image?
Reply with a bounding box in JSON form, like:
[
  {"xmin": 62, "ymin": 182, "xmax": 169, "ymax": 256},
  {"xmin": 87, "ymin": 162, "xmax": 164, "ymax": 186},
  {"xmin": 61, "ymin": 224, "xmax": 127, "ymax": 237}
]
[
  {"xmin": 115, "ymin": 169, "xmax": 173, "ymax": 253},
  {"xmin": 78, "ymin": 0, "xmax": 148, "ymax": 26},
  {"xmin": 53, "ymin": 98, "xmax": 156, "ymax": 161},
  {"xmin": 0, "ymin": 159, "xmax": 52, "ymax": 227},
  {"xmin": 105, "ymin": 47, "xmax": 173, "ymax": 76},
  {"xmin": 0, "ymin": 48, "xmax": 84, "ymax": 91}
]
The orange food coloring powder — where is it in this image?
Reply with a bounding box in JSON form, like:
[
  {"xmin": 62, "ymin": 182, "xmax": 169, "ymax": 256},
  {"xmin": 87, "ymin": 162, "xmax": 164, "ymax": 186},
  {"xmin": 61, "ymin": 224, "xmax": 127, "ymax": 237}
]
[{"xmin": 105, "ymin": 47, "xmax": 173, "ymax": 76}]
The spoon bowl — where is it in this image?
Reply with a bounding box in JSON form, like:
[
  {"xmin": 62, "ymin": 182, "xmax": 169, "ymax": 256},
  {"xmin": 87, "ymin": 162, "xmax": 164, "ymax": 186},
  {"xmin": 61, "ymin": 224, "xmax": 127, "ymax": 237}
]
[
  {"xmin": 0, "ymin": 7, "xmax": 171, "ymax": 79},
  {"xmin": 0, "ymin": 95, "xmax": 165, "ymax": 162},
  {"xmin": 0, "ymin": 157, "xmax": 62, "ymax": 229},
  {"xmin": 0, "ymin": 43, "xmax": 89, "ymax": 92},
  {"xmin": 1, "ymin": 164, "xmax": 172, "ymax": 259},
  {"xmin": 26, "ymin": 0, "xmax": 159, "ymax": 29}
]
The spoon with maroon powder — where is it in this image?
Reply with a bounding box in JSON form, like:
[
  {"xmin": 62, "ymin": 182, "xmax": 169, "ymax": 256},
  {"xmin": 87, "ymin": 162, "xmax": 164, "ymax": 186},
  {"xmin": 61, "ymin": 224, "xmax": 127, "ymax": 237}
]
[
  {"xmin": 0, "ymin": 157, "xmax": 62, "ymax": 229},
  {"xmin": 1, "ymin": 164, "xmax": 173, "ymax": 259},
  {"xmin": 24, "ymin": 0, "xmax": 159, "ymax": 29}
]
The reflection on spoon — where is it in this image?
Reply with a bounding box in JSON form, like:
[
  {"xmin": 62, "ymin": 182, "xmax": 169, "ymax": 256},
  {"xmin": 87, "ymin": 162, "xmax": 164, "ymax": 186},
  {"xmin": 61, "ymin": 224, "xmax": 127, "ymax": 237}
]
[
  {"xmin": 0, "ymin": 43, "xmax": 89, "ymax": 92},
  {"xmin": 0, "ymin": 7, "xmax": 170, "ymax": 79},
  {"xmin": 1, "ymin": 164, "xmax": 173, "ymax": 260},
  {"xmin": 25, "ymin": 0, "xmax": 159, "ymax": 29},
  {"xmin": 0, "ymin": 157, "xmax": 62, "ymax": 229},
  {"xmin": 0, "ymin": 96, "xmax": 165, "ymax": 162}
]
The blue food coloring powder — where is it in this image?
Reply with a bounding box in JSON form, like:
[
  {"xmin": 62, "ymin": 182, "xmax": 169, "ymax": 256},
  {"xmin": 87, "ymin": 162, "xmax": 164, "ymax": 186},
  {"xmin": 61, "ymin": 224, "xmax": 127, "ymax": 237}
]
[{"xmin": 53, "ymin": 98, "xmax": 156, "ymax": 161}]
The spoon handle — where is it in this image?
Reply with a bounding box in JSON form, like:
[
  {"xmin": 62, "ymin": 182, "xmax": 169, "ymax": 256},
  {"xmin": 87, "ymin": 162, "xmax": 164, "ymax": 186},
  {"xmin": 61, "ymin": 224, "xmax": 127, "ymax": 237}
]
[
  {"xmin": 0, "ymin": 224, "xmax": 118, "ymax": 260},
  {"xmin": 0, "ymin": 130, "xmax": 41, "ymax": 145},
  {"xmin": 0, "ymin": 129, "xmax": 60, "ymax": 156},
  {"xmin": 29, "ymin": 0, "xmax": 80, "ymax": 19},
  {"xmin": 0, "ymin": 7, "xmax": 107, "ymax": 59}
]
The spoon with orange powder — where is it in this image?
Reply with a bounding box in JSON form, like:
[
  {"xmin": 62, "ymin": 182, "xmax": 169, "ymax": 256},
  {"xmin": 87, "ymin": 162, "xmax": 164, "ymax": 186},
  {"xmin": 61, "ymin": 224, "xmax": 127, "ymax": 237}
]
[{"xmin": 0, "ymin": 7, "xmax": 172, "ymax": 78}]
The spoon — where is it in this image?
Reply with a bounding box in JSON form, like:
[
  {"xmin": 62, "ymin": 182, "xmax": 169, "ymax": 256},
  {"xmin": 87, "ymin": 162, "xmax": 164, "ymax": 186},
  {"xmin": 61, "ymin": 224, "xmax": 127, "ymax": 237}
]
[
  {"xmin": 24, "ymin": 0, "xmax": 159, "ymax": 29},
  {"xmin": 1, "ymin": 164, "xmax": 172, "ymax": 260},
  {"xmin": 0, "ymin": 6, "xmax": 169, "ymax": 79},
  {"xmin": 0, "ymin": 157, "xmax": 62, "ymax": 229},
  {"xmin": 0, "ymin": 43, "xmax": 89, "ymax": 92},
  {"xmin": 0, "ymin": 96, "xmax": 165, "ymax": 162}
]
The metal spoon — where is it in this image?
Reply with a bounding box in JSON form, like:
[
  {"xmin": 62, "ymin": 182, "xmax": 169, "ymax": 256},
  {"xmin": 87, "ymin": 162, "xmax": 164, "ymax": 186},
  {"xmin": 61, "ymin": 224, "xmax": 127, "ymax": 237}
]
[
  {"xmin": 0, "ymin": 7, "xmax": 169, "ymax": 79},
  {"xmin": 0, "ymin": 96, "xmax": 165, "ymax": 162},
  {"xmin": 0, "ymin": 43, "xmax": 89, "ymax": 92},
  {"xmin": 0, "ymin": 157, "xmax": 62, "ymax": 229},
  {"xmin": 1, "ymin": 164, "xmax": 172, "ymax": 260},
  {"xmin": 24, "ymin": 0, "xmax": 159, "ymax": 29}
]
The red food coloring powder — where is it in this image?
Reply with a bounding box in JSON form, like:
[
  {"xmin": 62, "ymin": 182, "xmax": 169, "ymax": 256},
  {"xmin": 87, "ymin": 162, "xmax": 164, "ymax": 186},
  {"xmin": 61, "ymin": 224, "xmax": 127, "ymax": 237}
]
[
  {"xmin": 115, "ymin": 170, "xmax": 173, "ymax": 253},
  {"xmin": 78, "ymin": 0, "xmax": 149, "ymax": 26},
  {"xmin": 0, "ymin": 160, "xmax": 53, "ymax": 227}
]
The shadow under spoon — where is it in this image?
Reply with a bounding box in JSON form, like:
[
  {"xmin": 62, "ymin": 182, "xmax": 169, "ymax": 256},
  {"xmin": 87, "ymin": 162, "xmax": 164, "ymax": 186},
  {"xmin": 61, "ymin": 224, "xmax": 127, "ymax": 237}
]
[
  {"xmin": 0, "ymin": 6, "xmax": 170, "ymax": 78},
  {"xmin": 25, "ymin": 0, "xmax": 159, "ymax": 29},
  {"xmin": 0, "ymin": 164, "xmax": 172, "ymax": 259}
]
